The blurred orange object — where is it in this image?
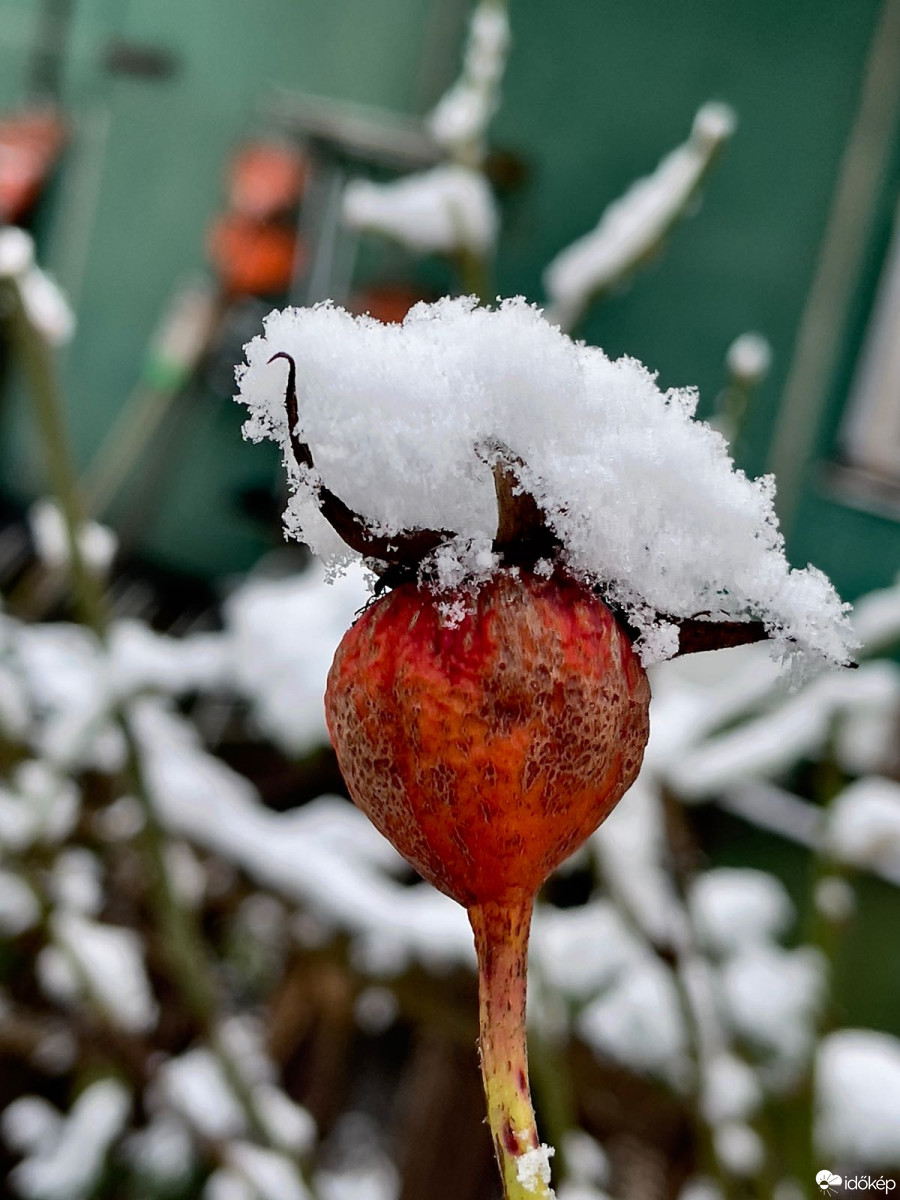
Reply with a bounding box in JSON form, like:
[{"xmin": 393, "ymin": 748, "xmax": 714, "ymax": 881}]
[
  {"xmin": 350, "ymin": 284, "xmax": 437, "ymax": 324},
  {"xmin": 0, "ymin": 109, "xmax": 66, "ymax": 222},
  {"xmin": 207, "ymin": 214, "xmax": 303, "ymax": 298},
  {"xmin": 226, "ymin": 141, "xmax": 307, "ymax": 221}
]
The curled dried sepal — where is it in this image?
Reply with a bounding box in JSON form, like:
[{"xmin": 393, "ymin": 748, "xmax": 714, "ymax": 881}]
[{"xmin": 269, "ymin": 351, "xmax": 453, "ymax": 568}]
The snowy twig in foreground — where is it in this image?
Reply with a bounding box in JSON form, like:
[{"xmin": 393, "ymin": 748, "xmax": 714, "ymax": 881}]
[{"xmin": 543, "ymin": 103, "xmax": 736, "ymax": 332}]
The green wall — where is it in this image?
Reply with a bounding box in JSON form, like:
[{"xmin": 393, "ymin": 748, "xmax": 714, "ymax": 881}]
[{"xmin": 1, "ymin": 0, "xmax": 897, "ymax": 597}]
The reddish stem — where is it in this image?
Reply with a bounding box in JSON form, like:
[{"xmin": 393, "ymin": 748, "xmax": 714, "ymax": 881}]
[{"xmin": 469, "ymin": 894, "xmax": 555, "ymax": 1199}]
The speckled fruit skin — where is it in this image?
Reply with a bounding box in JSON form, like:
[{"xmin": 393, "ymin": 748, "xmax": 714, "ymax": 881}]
[{"xmin": 325, "ymin": 570, "xmax": 651, "ymax": 907}]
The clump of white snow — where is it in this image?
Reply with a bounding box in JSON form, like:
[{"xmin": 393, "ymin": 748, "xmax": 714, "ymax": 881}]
[
  {"xmin": 816, "ymin": 1029, "xmax": 900, "ymax": 1166},
  {"xmin": 41, "ymin": 911, "xmax": 158, "ymax": 1034},
  {"xmin": 343, "ymin": 165, "xmax": 497, "ymax": 255},
  {"xmin": 827, "ymin": 777, "xmax": 900, "ymax": 875},
  {"xmin": 689, "ymin": 869, "xmax": 794, "ymax": 957},
  {"xmin": 236, "ymin": 296, "xmax": 853, "ymax": 678},
  {"xmin": 516, "ymin": 1143, "xmax": 556, "ymax": 1195},
  {"xmin": 0, "ymin": 226, "xmax": 75, "ymax": 345},
  {"xmin": 4, "ymin": 1079, "xmax": 130, "ymax": 1200}
]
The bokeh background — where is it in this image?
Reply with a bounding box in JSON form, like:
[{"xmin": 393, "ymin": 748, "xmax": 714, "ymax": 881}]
[{"xmin": 0, "ymin": 2, "xmax": 899, "ymax": 1198}]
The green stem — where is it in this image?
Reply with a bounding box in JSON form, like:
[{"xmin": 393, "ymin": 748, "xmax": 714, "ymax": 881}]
[
  {"xmin": 4, "ymin": 278, "xmax": 107, "ymax": 635},
  {"xmin": 469, "ymin": 894, "xmax": 554, "ymax": 1200}
]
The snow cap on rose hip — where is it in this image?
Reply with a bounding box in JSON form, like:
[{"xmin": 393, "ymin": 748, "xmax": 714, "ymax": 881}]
[{"xmin": 235, "ymin": 295, "xmax": 855, "ymax": 679}]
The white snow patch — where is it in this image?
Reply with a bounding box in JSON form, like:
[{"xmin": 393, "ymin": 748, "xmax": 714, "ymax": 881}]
[
  {"xmin": 689, "ymin": 869, "xmax": 793, "ymax": 957},
  {"xmin": 817, "ymin": 1029, "xmax": 900, "ymax": 1166},
  {"xmin": 343, "ymin": 165, "xmax": 497, "ymax": 254},
  {"xmin": 516, "ymin": 1142, "xmax": 556, "ymax": 1194},
  {"xmin": 7, "ymin": 1079, "xmax": 129, "ymax": 1200},
  {"xmin": 701, "ymin": 1053, "xmax": 762, "ymax": 1125},
  {"xmin": 577, "ymin": 955, "xmax": 687, "ymax": 1085},
  {"xmin": 48, "ymin": 911, "xmax": 158, "ymax": 1034},
  {"xmin": 222, "ymin": 1142, "xmax": 312, "ymax": 1200},
  {"xmin": 828, "ymin": 777, "xmax": 900, "ymax": 875},
  {"xmin": 713, "ymin": 1122, "xmax": 764, "ymax": 1177},
  {"xmin": 720, "ymin": 946, "xmax": 824, "ymax": 1078},
  {"xmin": 29, "ymin": 500, "xmax": 116, "ymax": 574}
]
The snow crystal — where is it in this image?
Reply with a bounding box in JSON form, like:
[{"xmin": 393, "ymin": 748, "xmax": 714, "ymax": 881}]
[
  {"xmin": 343, "ymin": 165, "xmax": 498, "ymax": 254},
  {"xmin": 817, "ymin": 1030, "xmax": 900, "ymax": 1166},
  {"xmin": 516, "ymin": 1143, "xmax": 556, "ymax": 1195},
  {"xmin": 827, "ymin": 777, "xmax": 900, "ymax": 876},
  {"xmin": 236, "ymin": 296, "xmax": 853, "ymax": 677},
  {"xmin": 8, "ymin": 1079, "xmax": 129, "ymax": 1200},
  {"xmin": 689, "ymin": 869, "xmax": 793, "ymax": 957},
  {"xmin": 47, "ymin": 911, "xmax": 158, "ymax": 1033},
  {"xmin": 544, "ymin": 104, "xmax": 737, "ymax": 329}
]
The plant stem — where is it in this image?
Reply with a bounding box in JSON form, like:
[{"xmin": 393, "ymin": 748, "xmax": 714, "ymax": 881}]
[
  {"xmin": 4, "ymin": 277, "xmax": 107, "ymax": 635},
  {"xmin": 469, "ymin": 894, "xmax": 554, "ymax": 1200}
]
